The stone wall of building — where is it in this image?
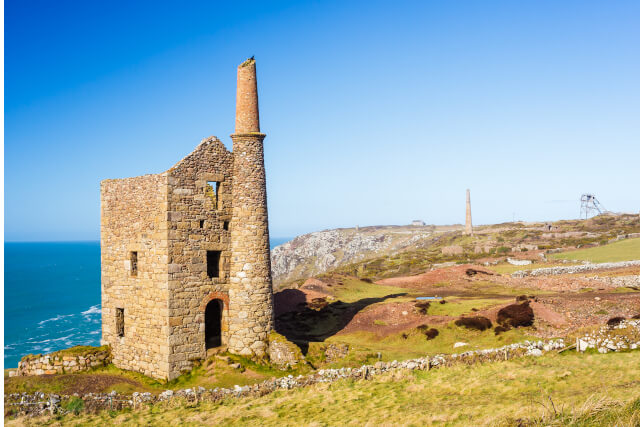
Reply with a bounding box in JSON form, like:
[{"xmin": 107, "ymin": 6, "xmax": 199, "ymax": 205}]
[
  {"xmin": 100, "ymin": 173, "xmax": 171, "ymax": 379},
  {"xmin": 100, "ymin": 58, "xmax": 275, "ymax": 380},
  {"xmin": 228, "ymin": 133, "xmax": 274, "ymax": 357},
  {"xmin": 165, "ymin": 136, "xmax": 235, "ymax": 379}
]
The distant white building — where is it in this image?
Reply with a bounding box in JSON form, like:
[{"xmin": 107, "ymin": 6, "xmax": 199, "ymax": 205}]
[{"xmin": 411, "ymin": 220, "xmax": 426, "ymax": 226}]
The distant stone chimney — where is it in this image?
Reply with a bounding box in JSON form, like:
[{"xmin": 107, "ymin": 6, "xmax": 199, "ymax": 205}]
[{"xmin": 465, "ymin": 189, "xmax": 473, "ymax": 235}]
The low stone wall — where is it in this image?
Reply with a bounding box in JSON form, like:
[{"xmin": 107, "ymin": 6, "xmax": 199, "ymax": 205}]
[
  {"xmin": 5, "ymin": 339, "xmax": 566, "ymax": 417},
  {"xmin": 512, "ymin": 260, "xmax": 640, "ymax": 277},
  {"xmin": 603, "ymin": 275, "xmax": 640, "ymax": 288},
  {"xmin": 507, "ymin": 258, "xmax": 532, "ymax": 266},
  {"xmin": 13, "ymin": 346, "xmax": 111, "ymax": 377},
  {"xmin": 576, "ymin": 319, "xmax": 640, "ymax": 353}
]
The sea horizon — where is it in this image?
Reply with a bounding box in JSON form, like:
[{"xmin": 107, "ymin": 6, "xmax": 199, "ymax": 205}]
[{"xmin": 4, "ymin": 237, "xmax": 292, "ymax": 368}]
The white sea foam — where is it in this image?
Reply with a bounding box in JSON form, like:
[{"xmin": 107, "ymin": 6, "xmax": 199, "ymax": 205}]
[
  {"xmin": 38, "ymin": 313, "xmax": 73, "ymax": 325},
  {"xmin": 81, "ymin": 305, "xmax": 101, "ymax": 316}
]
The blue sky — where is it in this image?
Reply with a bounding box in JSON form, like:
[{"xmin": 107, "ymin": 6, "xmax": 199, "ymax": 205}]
[{"xmin": 5, "ymin": 0, "xmax": 640, "ymax": 241}]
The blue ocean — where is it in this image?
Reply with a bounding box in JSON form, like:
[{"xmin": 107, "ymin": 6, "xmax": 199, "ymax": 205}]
[{"xmin": 4, "ymin": 238, "xmax": 291, "ymax": 368}]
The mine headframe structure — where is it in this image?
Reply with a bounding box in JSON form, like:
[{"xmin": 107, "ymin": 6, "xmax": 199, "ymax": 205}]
[{"xmin": 580, "ymin": 194, "xmax": 607, "ymax": 219}]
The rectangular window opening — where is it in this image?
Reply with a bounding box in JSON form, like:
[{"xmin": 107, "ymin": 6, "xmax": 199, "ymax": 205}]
[
  {"xmin": 200, "ymin": 219, "xmax": 205, "ymax": 228},
  {"xmin": 116, "ymin": 308, "xmax": 125, "ymax": 337},
  {"xmin": 130, "ymin": 251, "xmax": 138, "ymax": 277},
  {"xmin": 207, "ymin": 250, "xmax": 221, "ymax": 278},
  {"xmin": 223, "ymin": 221, "xmax": 229, "ymax": 231},
  {"xmin": 206, "ymin": 181, "xmax": 220, "ymax": 209}
]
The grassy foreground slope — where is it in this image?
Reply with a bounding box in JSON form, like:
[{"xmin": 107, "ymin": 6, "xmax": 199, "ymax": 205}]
[
  {"xmin": 18, "ymin": 351, "xmax": 640, "ymax": 426},
  {"xmin": 549, "ymin": 238, "xmax": 640, "ymax": 263}
]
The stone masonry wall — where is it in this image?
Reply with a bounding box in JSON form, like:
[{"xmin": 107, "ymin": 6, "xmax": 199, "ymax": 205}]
[
  {"xmin": 100, "ymin": 58, "xmax": 274, "ymax": 380},
  {"xmin": 101, "ymin": 173, "xmax": 171, "ymax": 379},
  {"xmin": 14, "ymin": 348, "xmax": 111, "ymax": 377},
  {"xmin": 165, "ymin": 136, "xmax": 234, "ymax": 379},
  {"xmin": 228, "ymin": 133, "xmax": 274, "ymax": 357}
]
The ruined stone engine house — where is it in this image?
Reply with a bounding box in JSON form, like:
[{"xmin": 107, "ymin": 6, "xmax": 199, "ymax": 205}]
[{"xmin": 100, "ymin": 58, "xmax": 274, "ymax": 380}]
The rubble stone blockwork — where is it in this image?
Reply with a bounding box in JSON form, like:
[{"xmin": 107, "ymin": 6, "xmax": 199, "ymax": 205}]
[{"xmin": 101, "ymin": 58, "xmax": 274, "ymax": 380}]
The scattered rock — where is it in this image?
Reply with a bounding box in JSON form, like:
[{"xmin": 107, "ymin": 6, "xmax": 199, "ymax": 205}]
[
  {"xmin": 325, "ymin": 343, "xmax": 349, "ymax": 363},
  {"xmin": 268, "ymin": 331, "xmax": 305, "ymax": 369},
  {"xmin": 607, "ymin": 316, "xmax": 626, "ymax": 328}
]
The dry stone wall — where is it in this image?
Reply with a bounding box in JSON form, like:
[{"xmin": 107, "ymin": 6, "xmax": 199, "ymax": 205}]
[{"xmin": 14, "ymin": 348, "xmax": 111, "ymax": 377}]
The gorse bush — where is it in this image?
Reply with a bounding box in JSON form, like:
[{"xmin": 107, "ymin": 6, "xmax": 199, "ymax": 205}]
[{"xmin": 454, "ymin": 316, "xmax": 492, "ymax": 331}]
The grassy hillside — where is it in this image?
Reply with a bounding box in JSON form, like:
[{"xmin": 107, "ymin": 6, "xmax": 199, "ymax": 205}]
[
  {"xmin": 17, "ymin": 351, "xmax": 640, "ymax": 426},
  {"xmin": 549, "ymin": 238, "xmax": 640, "ymax": 263}
]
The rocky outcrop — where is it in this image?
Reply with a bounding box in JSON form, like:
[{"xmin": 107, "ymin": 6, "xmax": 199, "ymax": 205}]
[
  {"xmin": 271, "ymin": 226, "xmax": 435, "ymax": 285},
  {"xmin": 268, "ymin": 331, "xmax": 305, "ymax": 369}
]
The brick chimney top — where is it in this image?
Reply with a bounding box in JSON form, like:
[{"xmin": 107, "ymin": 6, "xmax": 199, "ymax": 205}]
[{"xmin": 235, "ymin": 57, "xmax": 260, "ymax": 134}]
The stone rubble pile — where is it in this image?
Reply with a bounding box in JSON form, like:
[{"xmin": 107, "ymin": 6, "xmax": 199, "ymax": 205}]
[
  {"xmin": 576, "ymin": 319, "xmax": 640, "ymax": 353},
  {"xmin": 5, "ymin": 339, "xmax": 565, "ymax": 417},
  {"xmin": 512, "ymin": 260, "xmax": 640, "ymax": 278}
]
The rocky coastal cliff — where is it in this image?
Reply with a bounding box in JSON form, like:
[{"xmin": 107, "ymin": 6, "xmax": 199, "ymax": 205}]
[{"xmin": 270, "ymin": 225, "xmax": 452, "ymax": 286}]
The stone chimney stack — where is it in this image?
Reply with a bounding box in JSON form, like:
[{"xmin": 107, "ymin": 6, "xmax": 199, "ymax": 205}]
[
  {"xmin": 235, "ymin": 57, "xmax": 260, "ymax": 134},
  {"xmin": 465, "ymin": 189, "xmax": 474, "ymax": 235},
  {"xmin": 228, "ymin": 58, "xmax": 274, "ymax": 358}
]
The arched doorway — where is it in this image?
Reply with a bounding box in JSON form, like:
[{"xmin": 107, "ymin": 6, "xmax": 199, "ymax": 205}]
[{"xmin": 205, "ymin": 299, "xmax": 223, "ymax": 349}]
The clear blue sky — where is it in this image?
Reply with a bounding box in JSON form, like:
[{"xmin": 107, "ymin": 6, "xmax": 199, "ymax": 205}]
[{"xmin": 5, "ymin": 0, "xmax": 640, "ymax": 241}]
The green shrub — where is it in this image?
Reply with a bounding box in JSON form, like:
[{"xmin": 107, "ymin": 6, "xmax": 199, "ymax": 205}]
[{"xmin": 63, "ymin": 397, "xmax": 85, "ymax": 415}]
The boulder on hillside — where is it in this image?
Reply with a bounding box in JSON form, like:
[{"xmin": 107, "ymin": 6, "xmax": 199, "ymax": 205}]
[
  {"xmin": 442, "ymin": 245, "xmax": 463, "ymax": 256},
  {"xmin": 268, "ymin": 331, "xmax": 306, "ymax": 369}
]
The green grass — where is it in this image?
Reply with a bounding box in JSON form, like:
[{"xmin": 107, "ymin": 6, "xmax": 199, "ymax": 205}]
[
  {"xmin": 488, "ymin": 262, "xmax": 565, "ymax": 275},
  {"xmin": 19, "ymin": 351, "xmax": 640, "ymax": 426},
  {"xmin": 20, "ymin": 345, "xmax": 109, "ymax": 362},
  {"xmin": 330, "ymin": 277, "xmax": 413, "ymax": 303},
  {"xmin": 327, "ymin": 323, "xmax": 534, "ymax": 362},
  {"xmin": 549, "ymin": 238, "xmax": 640, "ymax": 263},
  {"xmin": 4, "ymin": 354, "xmax": 304, "ymax": 396},
  {"xmin": 426, "ymin": 297, "xmax": 506, "ymax": 316}
]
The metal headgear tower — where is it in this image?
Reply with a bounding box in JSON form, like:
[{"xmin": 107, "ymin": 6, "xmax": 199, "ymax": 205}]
[{"xmin": 580, "ymin": 194, "xmax": 607, "ymax": 219}]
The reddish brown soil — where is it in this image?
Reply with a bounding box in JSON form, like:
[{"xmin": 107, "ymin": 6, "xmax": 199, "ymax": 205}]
[
  {"xmin": 4, "ymin": 373, "xmax": 147, "ymax": 395},
  {"xmin": 336, "ymin": 300, "xmax": 516, "ymax": 337},
  {"xmin": 377, "ymin": 264, "xmax": 492, "ymax": 289},
  {"xmin": 275, "ymin": 263, "xmax": 640, "ymax": 343}
]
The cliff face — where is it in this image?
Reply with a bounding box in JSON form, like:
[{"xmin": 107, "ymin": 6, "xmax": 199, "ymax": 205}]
[{"xmin": 270, "ymin": 225, "xmax": 438, "ymax": 286}]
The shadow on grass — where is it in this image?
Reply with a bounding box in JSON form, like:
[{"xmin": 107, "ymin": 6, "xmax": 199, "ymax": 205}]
[{"xmin": 274, "ymin": 290, "xmax": 407, "ymax": 354}]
